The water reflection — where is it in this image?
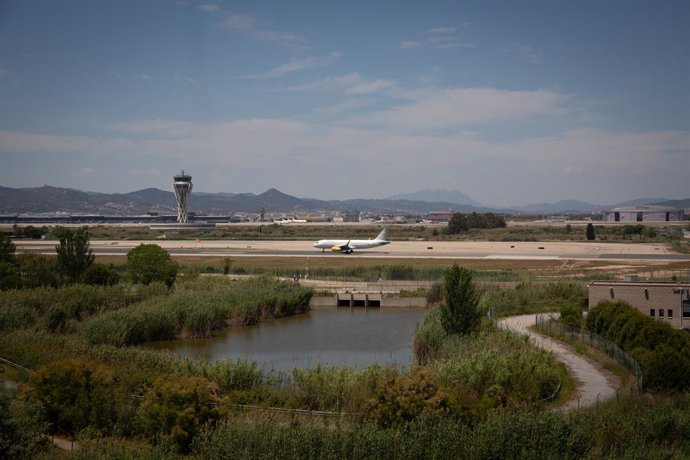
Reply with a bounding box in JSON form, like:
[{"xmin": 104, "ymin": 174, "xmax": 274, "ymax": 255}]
[{"xmin": 148, "ymin": 306, "xmax": 426, "ymax": 372}]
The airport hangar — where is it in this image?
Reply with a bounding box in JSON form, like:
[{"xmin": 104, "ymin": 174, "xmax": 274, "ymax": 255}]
[{"xmin": 604, "ymin": 205, "xmax": 685, "ymax": 223}]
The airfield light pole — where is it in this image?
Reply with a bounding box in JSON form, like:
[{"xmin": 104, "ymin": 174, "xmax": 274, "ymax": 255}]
[{"xmin": 173, "ymin": 170, "xmax": 193, "ymax": 223}]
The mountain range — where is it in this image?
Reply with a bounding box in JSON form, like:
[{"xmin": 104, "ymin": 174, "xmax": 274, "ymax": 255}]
[{"xmin": 0, "ymin": 185, "xmax": 687, "ymax": 215}]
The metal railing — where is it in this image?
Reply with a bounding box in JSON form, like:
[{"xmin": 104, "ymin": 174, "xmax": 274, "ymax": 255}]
[{"xmin": 535, "ymin": 314, "xmax": 644, "ymax": 395}]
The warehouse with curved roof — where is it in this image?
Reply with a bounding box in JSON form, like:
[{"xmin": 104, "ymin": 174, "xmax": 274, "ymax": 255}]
[{"xmin": 604, "ymin": 205, "xmax": 685, "ymax": 222}]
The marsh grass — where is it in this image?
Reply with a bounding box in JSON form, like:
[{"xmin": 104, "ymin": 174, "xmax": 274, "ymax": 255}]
[{"xmin": 83, "ymin": 276, "xmax": 313, "ymax": 346}]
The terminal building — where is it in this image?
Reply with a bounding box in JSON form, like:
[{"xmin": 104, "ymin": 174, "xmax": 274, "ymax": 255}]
[
  {"xmin": 604, "ymin": 205, "xmax": 685, "ymax": 222},
  {"xmin": 588, "ymin": 281, "xmax": 690, "ymax": 330}
]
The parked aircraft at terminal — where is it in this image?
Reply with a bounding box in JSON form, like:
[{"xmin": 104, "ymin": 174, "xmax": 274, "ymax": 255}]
[{"xmin": 313, "ymin": 228, "xmax": 390, "ymax": 253}]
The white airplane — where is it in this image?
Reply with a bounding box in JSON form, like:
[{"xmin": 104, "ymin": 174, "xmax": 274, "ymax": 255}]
[
  {"xmin": 313, "ymin": 228, "xmax": 390, "ymax": 254},
  {"xmin": 273, "ymin": 217, "xmax": 307, "ymax": 224}
]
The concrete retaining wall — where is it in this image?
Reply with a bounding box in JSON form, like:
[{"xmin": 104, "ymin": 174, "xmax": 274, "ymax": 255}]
[{"xmin": 310, "ymin": 295, "xmax": 426, "ymax": 308}]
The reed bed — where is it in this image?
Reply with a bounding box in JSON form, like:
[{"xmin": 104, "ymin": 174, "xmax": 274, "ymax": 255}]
[{"xmin": 83, "ymin": 276, "xmax": 313, "ymax": 346}]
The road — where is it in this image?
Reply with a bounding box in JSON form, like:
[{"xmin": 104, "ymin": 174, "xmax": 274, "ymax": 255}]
[
  {"xmin": 498, "ymin": 314, "xmax": 617, "ymax": 410},
  {"xmin": 12, "ymin": 239, "xmax": 690, "ymax": 262}
]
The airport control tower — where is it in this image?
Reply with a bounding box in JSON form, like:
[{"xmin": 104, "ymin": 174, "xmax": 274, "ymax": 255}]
[{"xmin": 173, "ymin": 170, "xmax": 193, "ymax": 223}]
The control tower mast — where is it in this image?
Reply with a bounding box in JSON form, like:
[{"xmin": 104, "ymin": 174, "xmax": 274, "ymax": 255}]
[{"xmin": 173, "ymin": 170, "xmax": 193, "ymax": 223}]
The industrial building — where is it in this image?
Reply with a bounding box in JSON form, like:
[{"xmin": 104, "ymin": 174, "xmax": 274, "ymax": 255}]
[
  {"xmin": 604, "ymin": 205, "xmax": 685, "ymax": 222},
  {"xmin": 588, "ymin": 281, "xmax": 690, "ymax": 330}
]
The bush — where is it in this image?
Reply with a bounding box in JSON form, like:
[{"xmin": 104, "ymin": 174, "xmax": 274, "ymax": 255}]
[
  {"xmin": 136, "ymin": 375, "xmax": 221, "ymax": 453},
  {"xmin": 363, "ymin": 368, "xmax": 477, "ymax": 428},
  {"xmin": 413, "ymin": 307, "xmax": 446, "ymax": 365},
  {"xmin": 81, "ymin": 263, "xmax": 121, "ymax": 286},
  {"xmin": 0, "ymin": 261, "xmax": 21, "ymax": 290},
  {"xmin": 17, "ymin": 254, "xmax": 61, "ymax": 288},
  {"xmin": 560, "ymin": 304, "xmax": 582, "ymax": 327},
  {"xmin": 126, "ymin": 244, "xmax": 178, "ymax": 288},
  {"xmin": 425, "ymin": 280, "xmax": 443, "ymax": 305},
  {"xmin": 0, "ymin": 387, "xmax": 49, "ymax": 459},
  {"xmin": 32, "ymin": 358, "xmax": 117, "ymax": 435},
  {"xmin": 586, "ymin": 300, "xmax": 690, "ymax": 391}
]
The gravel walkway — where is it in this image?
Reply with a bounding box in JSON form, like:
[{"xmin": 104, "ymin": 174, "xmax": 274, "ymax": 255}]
[{"xmin": 498, "ymin": 314, "xmax": 617, "ymax": 410}]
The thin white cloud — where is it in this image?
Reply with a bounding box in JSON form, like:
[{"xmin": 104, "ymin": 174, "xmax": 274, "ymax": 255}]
[
  {"xmin": 221, "ymin": 12, "xmax": 307, "ymax": 49},
  {"xmin": 141, "ymin": 74, "xmax": 151, "ymax": 81},
  {"xmin": 427, "ymin": 27, "xmax": 457, "ymax": 34},
  {"xmin": 223, "ymin": 13, "xmax": 255, "ymax": 30},
  {"xmin": 400, "ymin": 41, "xmax": 423, "ymax": 49},
  {"xmin": 402, "ymin": 26, "xmax": 474, "ymax": 50},
  {"xmin": 184, "ymin": 1, "xmax": 307, "ymax": 49},
  {"xmin": 244, "ymin": 52, "xmax": 342, "ymax": 79},
  {"xmin": 428, "ymin": 35, "xmax": 475, "ymax": 49},
  {"xmin": 174, "ymin": 75, "xmax": 199, "ymax": 86},
  {"xmin": 352, "ymin": 87, "xmax": 573, "ymax": 129},
  {"xmin": 508, "ymin": 43, "xmax": 542, "ymax": 64},
  {"xmin": 76, "ymin": 167, "xmax": 101, "ymax": 177},
  {"xmin": 283, "ymin": 72, "xmax": 395, "ymax": 95},
  {"xmin": 346, "ymin": 79, "xmax": 395, "ymax": 95},
  {"xmin": 198, "ymin": 4, "xmax": 220, "ymax": 13}
]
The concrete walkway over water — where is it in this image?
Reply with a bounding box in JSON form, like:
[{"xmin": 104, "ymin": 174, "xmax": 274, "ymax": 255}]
[{"xmin": 498, "ymin": 314, "xmax": 617, "ymax": 411}]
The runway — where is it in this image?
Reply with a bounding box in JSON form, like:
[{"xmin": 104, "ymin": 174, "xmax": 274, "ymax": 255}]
[{"xmin": 13, "ymin": 239, "xmax": 690, "ymax": 262}]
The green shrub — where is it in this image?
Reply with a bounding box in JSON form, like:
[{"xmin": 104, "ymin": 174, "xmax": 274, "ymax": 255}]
[
  {"xmin": 136, "ymin": 375, "xmax": 221, "ymax": 453},
  {"xmin": 363, "ymin": 368, "xmax": 477, "ymax": 428},
  {"xmin": 560, "ymin": 304, "xmax": 582, "ymax": 327},
  {"xmin": 413, "ymin": 307, "xmax": 446, "ymax": 365},
  {"xmin": 0, "ymin": 387, "xmax": 49, "ymax": 459},
  {"xmin": 126, "ymin": 244, "xmax": 178, "ymax": 288},
  {"xmin": 32, "ymin": 358, "xmax": 117, "ymax": 435},
  {"xmin": 81, "ymin": 263, "xmax": 121, "ymax": 286},
  {"xmin": 587, "ymin": 300, "xmax": 690, "ymax": 390}
]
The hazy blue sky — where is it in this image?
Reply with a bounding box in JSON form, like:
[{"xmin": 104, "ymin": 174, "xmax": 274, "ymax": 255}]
[{"xmin": 0, "ymin": 0, "xmax": 688, "ymax": 206}]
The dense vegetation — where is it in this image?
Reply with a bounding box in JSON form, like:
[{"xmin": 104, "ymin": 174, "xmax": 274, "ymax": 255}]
[
  {"xmin": 84, "ymin": 276, "xmax": 313, "ymax": 345},
  {"xmin": 587, "ymin": 300, "xmax": 690, "ymax": 391},
  {"xmin": 483, "ymin": 279, "xmax": 588, "ymax": 317}
]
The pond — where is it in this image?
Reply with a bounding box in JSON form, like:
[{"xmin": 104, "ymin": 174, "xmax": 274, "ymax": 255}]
[{"xmin": 148, "ymin": 306, "xmax": 427, "ymax": 372}]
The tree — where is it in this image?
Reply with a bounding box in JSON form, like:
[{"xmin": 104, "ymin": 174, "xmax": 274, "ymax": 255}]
[
  {"xmin": 126, "ymin": 244, "xmax": 178, "ymax": 287},
  {"xmin": 447, "ymin": 213, "xmax": 469, "ymax": 234},
  {"xmin": 32, "ymin": 358, "xmax": 116, "ymax": 435},
  {"xmin": 0, "ymin": 235, "xmax": 17, "ymax": 265},
  {"xmin": 55, "ymin": 227, "xmax": 94, "ymax": 283},
  {"xmin": 439, "ymin": 264, "xmax": 482, "ymax": 335},
  {"xmin": 586, "ymin": 223, "xmax": 596, "ymax": 241}
]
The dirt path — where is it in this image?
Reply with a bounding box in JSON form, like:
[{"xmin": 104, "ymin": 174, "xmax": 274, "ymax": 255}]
[{"xmin": 498, "ymin": 314, "xmax": 617, "ymax": 410}]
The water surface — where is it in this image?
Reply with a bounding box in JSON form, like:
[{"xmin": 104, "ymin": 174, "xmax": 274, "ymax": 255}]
[{"xmin": 149, "ymin": 306, "xmax": 426, "ymax": 372}]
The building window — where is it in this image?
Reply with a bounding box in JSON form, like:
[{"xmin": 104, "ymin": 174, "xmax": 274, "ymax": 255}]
[
  {"xmin": 659, "ymin": 309, "xmax": 664, "ymax": 318},
  {"xmin": 683, "ymin": 300, "xmax": 690, "ymax": 319},
  {"xmin": 668, "ymin": 309, "xmax": 673, "ymax": 318},
  {"xmin": 650, "ymin": 309, "xmax": 655, "ymax": 317}
]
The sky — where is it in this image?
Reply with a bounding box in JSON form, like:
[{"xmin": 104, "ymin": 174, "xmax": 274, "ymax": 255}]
[{"xmin": 0, "ymin": 0, "xmax": 688, "ymax": 207}]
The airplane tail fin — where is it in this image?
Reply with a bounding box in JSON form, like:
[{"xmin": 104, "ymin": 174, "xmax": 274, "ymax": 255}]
[{"xmin": 375, "ymin": 227, "xmax": 389, "ymax": 241}]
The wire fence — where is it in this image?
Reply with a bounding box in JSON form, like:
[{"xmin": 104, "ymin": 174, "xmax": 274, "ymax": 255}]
[{"xmin": 535, "ymin": 314, "xmax": 644, "ymax": 397}]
